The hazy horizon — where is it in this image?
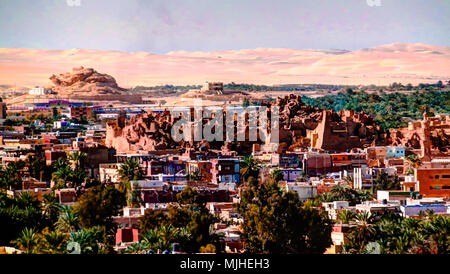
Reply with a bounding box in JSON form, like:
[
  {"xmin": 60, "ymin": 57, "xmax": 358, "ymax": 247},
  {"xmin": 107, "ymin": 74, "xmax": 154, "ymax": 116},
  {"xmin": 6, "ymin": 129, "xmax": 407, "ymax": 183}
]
[{"xmin": 1, "ymin": 43, "xmax": 449, "ymax": 88}]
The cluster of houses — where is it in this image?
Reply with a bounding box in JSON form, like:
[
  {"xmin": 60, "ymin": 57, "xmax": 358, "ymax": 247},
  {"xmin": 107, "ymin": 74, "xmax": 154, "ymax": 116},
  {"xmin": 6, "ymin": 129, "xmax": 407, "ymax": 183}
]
[{"xmin": 0, "ymin": 102, "xmax": 449, "ymax": 254}]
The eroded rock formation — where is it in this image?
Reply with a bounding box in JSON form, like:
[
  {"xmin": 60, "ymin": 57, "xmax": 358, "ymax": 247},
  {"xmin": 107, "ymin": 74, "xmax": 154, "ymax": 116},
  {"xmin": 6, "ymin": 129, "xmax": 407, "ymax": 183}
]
[
  {"xmin": 389, "ymin": 113, "xmax": 450, "ymax": 158},
  {"xmin": 49, "ymin": 67, "xmax": 126, "ymax": 95},
  {"xmin": 106, "ymin": 94, "xmax": 388, "ymax": 153}
]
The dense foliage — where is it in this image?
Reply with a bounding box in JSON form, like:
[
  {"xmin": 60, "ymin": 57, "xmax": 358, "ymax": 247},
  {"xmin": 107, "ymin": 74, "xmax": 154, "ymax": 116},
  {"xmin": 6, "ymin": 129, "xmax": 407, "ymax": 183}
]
[
  {"xmin": 313, "ymin": 185, "xmax": 373, "ymax": 206},
  {"xmin": 342, "ymin": 211, "xmax": 449, "ymax": 254},
  {"xmin": 302, "ymin": 89, "xmax": 450, "ymax": 129},
  {"xmin": 134, "ymin": 187, "xmax": 222, "ymax": 253},
  {"xmin": 236, "ymin": 177, "xmax": 333, "ymax": 254}
]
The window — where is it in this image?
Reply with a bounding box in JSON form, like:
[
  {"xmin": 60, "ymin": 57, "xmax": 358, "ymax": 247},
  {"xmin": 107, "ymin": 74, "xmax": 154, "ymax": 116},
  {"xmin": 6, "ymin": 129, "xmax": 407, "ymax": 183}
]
[
  {"xmin": 443, "ymin": 186, "xmax": 450, "ymax": 190},
  {"xmin": 442, "ymin": 175, "xmax": 450, "ymax": 179},
  {"xmin": 435, "ymin": 175, "xmax": 440, "ymax": 179}
]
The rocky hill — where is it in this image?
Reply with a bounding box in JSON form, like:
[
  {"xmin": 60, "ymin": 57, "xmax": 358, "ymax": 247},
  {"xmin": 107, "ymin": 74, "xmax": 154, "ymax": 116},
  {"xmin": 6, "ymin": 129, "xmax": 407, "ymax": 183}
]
[
  {"xmin": 105, "ymin": 94, "xmax": 387, "ymax": 154},
  {"xmin": 49, "ymin": 67, "xmax": 127, "ymax": 96}
]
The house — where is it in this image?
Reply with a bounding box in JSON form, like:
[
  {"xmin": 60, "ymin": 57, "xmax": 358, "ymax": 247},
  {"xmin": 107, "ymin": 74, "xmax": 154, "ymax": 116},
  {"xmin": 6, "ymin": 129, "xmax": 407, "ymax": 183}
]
[
  {"xmin": 99, "ymin": 163, "xmax": 120, "ymax": 184},
  {"xmin": 353, "ymin": 167, "xmax": 397, "ymax": 190},
  {"xmin": 355, "ymin": 201, "xmax": 401, "ymax": 217},
  {"xmin": 377, "ymin": 190, "xmax": 419, "ymax": 205},
  {"xmin": 331, "ymin": 152, "xmax": 367, "ymax": 172},
  {"xmin": 7, "ymin": 188, "xmax": 52, "ymax": 201},
  {"xmin": 414, "ymin": 168, "xmax": 450, "ymax": 197},
  {"xmin": 322, "ymin": 201, "xmax": 350, "ymax": 220},
  {"xmin": 270, "ymin": 153, "xmax": 302, "ymax": 168},
  {"xmin": 210, "ymin": 158, "xmax": 240, "ymax": 184},
  {"xmin": 325, "ymin": 224, "xmax": 356, "ymax": 254},
  {"xmin": 304, "ymin": 152, "xmax": 332, "ymax": 176},
  {"xmin": 281, "ymin": 182, "xmax": 318, "ymax": 201},
  {"xmin": 115, "ymin": 228, "xmax": 139, "ymax": 252},
  {"xmin": 386, "ymin": 146, "xmax": 405, "ymax": 158},
  {"xmin": 400, "ymin": 204, "xmax": 448, "ymax": 217},
  {"xmin": 54, "ymin": 188, "xmax": 77, "ymax": 204},
  {"xmin": 45, "ymin": 150, "xmax": 67, "ymax": 165},
  {"xmin": 186, "ymin": 160, "xmax": 213, "ymax": 182}
]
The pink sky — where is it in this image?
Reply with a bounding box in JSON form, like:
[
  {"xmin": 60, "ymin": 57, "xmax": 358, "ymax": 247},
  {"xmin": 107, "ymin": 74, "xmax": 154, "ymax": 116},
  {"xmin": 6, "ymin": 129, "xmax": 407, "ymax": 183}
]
[{"xmin": 0, "ymin": 43, "xmax": 449, "ymax": 88}]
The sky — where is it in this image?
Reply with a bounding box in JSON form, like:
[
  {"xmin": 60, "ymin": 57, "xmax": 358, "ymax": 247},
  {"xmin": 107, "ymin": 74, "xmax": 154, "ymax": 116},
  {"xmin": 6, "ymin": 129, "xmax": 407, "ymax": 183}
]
[{"xmin": 0, "ymin": 0, "xmax": 449, "ymax": 53}]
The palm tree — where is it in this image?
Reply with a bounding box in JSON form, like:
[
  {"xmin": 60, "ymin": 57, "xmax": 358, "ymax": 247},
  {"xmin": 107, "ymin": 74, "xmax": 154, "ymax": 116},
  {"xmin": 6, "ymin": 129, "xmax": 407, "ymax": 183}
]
[
  {"xmin": 118, "ymin": 158, "xmax": 143, "ymax": 182},
  {"xmin": 352, "ymin": 211, "xmax": 376, "ymax": 252},
  {"xmin": 69, "ymin": 226, "xmax": 104, "ymax": 254},
  {"xmin": 55, "ymin": 206, "xmax": 80, "ymax": 233},
  {"xmin": 52, "ymin": 166, "xmax": 72, "ymax": 189},
  {"xmin": 138, "ymin": 225, "xmax": 191, "ymax": 253},
  {"xmin": 52, "ymin": 158, "xmax": 69, "ymax": 170},
  {"xmin": 43, "ymin": 193, "xmax": 63, "ymax": 223},
  {"xmin": 38, "ymin": 228, "xmax": 68, "ymax": 254},
  {"xmin": 12, "ymin": 228, "xmax": 39, "ymax": 253},
  {"xmin": 240, "ymin": 156, "xmax": 261, "ymax": 182},
  {"xmin": 118, "ymin": 159, "xmax": 143, "ymax": 206},
  {"xmin": 337, "ymin": 210, "xmax": 355, "ymax": 224},
  {"xmin": 125, "ymin": 242, "xmax": 149, "ymax": 254},
  {"xmin": 270, "ymin": 169, "xmax": 284, "ymax": 183},
  {"xmin": 68, "ymin": 168, "xmax": 87, "ymax": 188},
  {"xmin": 140, "ymin": 229, "xmax": 160, "ymax": 247},
  {"xmin": 422, "ymin": 215, "xmax": 449, "ymax": 254},
  {"xmin": 67, "ymin": 151, "xmax": 87, "ymax": 170}
]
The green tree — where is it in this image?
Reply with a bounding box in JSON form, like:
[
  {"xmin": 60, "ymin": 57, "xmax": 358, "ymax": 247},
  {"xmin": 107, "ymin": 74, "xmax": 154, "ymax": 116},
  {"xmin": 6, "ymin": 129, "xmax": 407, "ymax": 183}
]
[
  {"xmin": 270, "ymin": 169, "xmax": 284, "ymax": 183},
  {"xmin": 55, "ymin": 206, "xmax": 80, "ymax": 233},
  {"xmin": 374, "ymin": 172, "xmax": 401, "ymax": 191},
  {"xmin": 12, "ymin": 227, "xmax": 39, "ymax": 253},
  {"xmin": 139, "ymin": 209, "xmax": 169, "ymax": 232},
  {"xmin": 42, "ymin": 193, "xmax": 63, "ymax": 226},
  {"xmin": 240, "ymin": 156, "xmax": 261, "ymax": 182},
  {"xmin": 118, "ymin": 158, "xmax": 143, "ymax": 181},
  {"xmin": 337, "ymin": 210, "xmax": 355, "ymax": 224},
  {"xmin": 73, "ymin": 185, "xmax": 126, "ymax": 230},
  {"xmin": 67, "ymin": 151, "xmax": 87, "ymax": 170},
  {"xmin": 236, "ymin": 178, "xmax": 333, "ymax": 254}
]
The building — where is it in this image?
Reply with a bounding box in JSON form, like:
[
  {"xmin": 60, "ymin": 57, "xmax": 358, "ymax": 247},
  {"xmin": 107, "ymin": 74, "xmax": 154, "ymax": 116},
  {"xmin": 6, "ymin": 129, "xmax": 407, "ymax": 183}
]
[
  {"xmin": 54, "ymin": 188, "xmax": 77, "ymax": 204},
  {"xmin": 99, "ymin": 163, "xmax": 120, "ymax": 183},
  {"xmin": 115, "ymin": 228, "xmax": 139, "ymax": 251},
  {"xmin": 201, "ymin": 82, "xmax": 224, "ymax": 94},
  {"xmin": 45, "ymin": 150, "xmax": 67, "ymax": 165},
  {"xmin": 7, "ymin": 188, "xmax": 52, "ymax": 201},
  {"xmin": 353, "ymin": 167, "xmax": 397, "ymax": 190},
  {"xmin": 210, "ymin": 158, "xmax": 240, "ymax": 184},
  {"xmin": 377, "ymin": 190, "xmax": 419, "ymax": 205},
  {"xmin": 283, "ymin": 182, "xmax": 317, "ymax": 201},
  {"xmin": 325, "ymin": 224, "xmax": 355, "ymax": 254},
  {"xmin": 331, "ymin": 152, "xmax": 367, "ymax": 172},
  {"xmin": 270, "ymin": 153, "xmax": 302, "ymax": 168},
  {"xmin": 414, "ymin": 168, "xmax": 450, "ymax": 197},
  {"xmin": 28, "ymin": 87, "xmax": 52, "ymax": 96},
  {"xmin": 186, "ymin": 160, "xmax": 212, "ymax": 182},
  {"xmin": 69, "ymin": 106, "xmax": 92, "ymax": 121},
  {"xmin": 355, "ymin": 201, "xmax": 400, "ymax": 217},
  {"xmin": 386, "ymin": 146, "xmax": 405, "ymax": 158},
  {"xmin": 322, "ymin": 201, "xmax": 350, "ymax": 220},
  {"xmin": 304, "ymin": 152, "xmax": 332, "ymax": 176},
  {"xmin": 271, "ymin": 167, "xmax": 303, "ymax": 182}
]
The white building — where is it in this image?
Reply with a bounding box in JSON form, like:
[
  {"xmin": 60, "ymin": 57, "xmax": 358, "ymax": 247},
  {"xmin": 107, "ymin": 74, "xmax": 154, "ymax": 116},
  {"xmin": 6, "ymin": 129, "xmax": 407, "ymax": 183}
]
[
  {"xmin": 284, "ymin": 183, "xmax": 317, "ymax": 201},
  {"xmin": 29, "ymin": 87, "xmax": 52, "ymax": 95}
]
